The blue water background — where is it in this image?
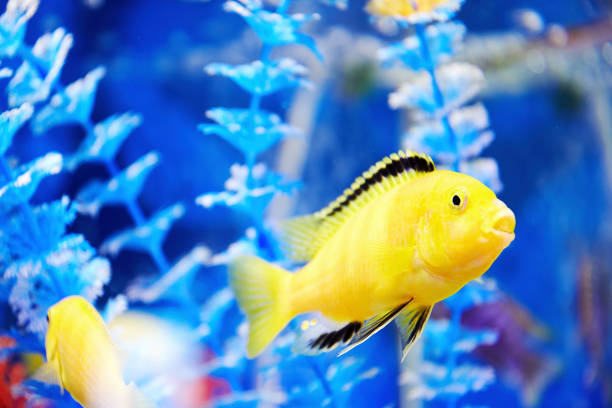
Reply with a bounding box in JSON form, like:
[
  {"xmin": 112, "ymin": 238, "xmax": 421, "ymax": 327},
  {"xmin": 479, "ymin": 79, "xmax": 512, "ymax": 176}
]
[{"xmin": 3, "ymin": 0, "xmax": 610, "ymax": 406}]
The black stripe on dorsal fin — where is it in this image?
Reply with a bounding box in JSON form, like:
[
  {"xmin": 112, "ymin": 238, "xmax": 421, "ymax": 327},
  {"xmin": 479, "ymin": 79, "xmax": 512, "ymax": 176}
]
[
  {"xmin": 316, "ymin": 150, "xmax": 435, "ymax": 219},
  {"xmin": 276, "ymin": 151, "xmax": 435, "ymax": 263}
]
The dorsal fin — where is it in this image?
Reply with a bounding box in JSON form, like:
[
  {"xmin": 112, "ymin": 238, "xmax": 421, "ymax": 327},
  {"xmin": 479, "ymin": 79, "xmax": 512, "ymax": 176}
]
[{"xmin": 277, "ymin": 150, "xmax": 435, "ymax": 262}]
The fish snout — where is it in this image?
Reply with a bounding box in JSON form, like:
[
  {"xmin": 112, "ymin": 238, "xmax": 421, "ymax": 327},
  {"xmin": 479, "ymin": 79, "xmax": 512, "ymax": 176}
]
[{"xmin": 483, "ymin": 199, "xmax": 515, "ymax": 244}]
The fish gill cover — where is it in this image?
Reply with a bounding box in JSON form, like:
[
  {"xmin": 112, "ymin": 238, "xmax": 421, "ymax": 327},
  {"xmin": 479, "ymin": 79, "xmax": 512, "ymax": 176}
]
[{"xmin": 0, "ymin": 0, "xmax": 610, "ymax": 407}]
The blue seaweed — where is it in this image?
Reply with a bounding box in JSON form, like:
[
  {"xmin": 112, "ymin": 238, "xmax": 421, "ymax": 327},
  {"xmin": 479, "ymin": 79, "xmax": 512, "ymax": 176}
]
[
  {"xmin": 205, "ymin": 59, "xmax": 311, "ymax": 96},
  {"xmin": 75, "ymin": 152, "xmax": 160, "ymax": 216},
  {"xmin": 195, "ymin": 0, "xmax": 388, "ymax": 406},
  {"xmin": 66, "ymin": 112, "xmax": 142, "ymax": 171},
  {"xmin": 200, "ymin": 108, "xmax": 301, "ymax": 158},
  {"xmin": 0, "ymin": 1, "xmax": 193, "ymax": 404},
  {"xmin": 374, "ymin": 1, "xmax": 505, "ymax": 405},
  {"xmin": 0, "ymin": 3, "xmax": 112, "ymax": 404}
]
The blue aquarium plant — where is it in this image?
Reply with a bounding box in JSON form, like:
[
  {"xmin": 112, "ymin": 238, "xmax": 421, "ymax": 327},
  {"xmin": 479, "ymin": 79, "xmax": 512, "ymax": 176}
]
[
  {"xmin": 0, "ymin": 0, "xmax": 110, "ymax": 343},
  {"xmin": 17, "ymin": 15, "xmax": 210, "ymax": 313},
  {"xmin": 1, "ymin": 0, "xmax": 608, "ymax": 407},
  {"xmin": 0, "ymin": 0, "xmax": 202, "ymax": 405},
  {"xmin": 196, "ymin": 0, "xmax": 309, "ymax": 228},
  {"xmin": 369, "ymin": 0, "xmax": 505, "ymax": 404},
  {"xmin": 195, "ymin": 0, "xmax": 391, "ymax": 406}
]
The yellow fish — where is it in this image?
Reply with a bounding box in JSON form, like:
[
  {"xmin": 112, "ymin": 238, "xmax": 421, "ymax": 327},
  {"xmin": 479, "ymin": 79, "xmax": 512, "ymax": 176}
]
[
  {"xmin": 366, "ymin": 0, "xmax": 456, "ymax": 18},
  {"xmin": 230, "ymin": 151, "xmax": 515, "ymax": 359},
  {"xmin": 33, "ymin": 296, "xmax": 154, "ymax": 408}
]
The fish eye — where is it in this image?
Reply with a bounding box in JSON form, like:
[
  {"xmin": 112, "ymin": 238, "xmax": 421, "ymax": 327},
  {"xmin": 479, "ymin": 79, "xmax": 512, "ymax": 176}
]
[
  {"xmin": 46, "ymin": 314, "xmax": 50, "ymax": 323},
  {"xmin": 450, "ymin": 190, "xmax": 467, "ymax": 211}
]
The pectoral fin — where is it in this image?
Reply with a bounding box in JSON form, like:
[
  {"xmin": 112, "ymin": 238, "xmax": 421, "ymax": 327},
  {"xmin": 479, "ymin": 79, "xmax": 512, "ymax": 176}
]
[
  {"xmin": 395, "ymin": 303, "xmax": 433, "ymax": 361},
  {"xmin": 338, "ymin": 300, "xmax": 412, "ymax": 357},
  {"xmin": 32, "ymin": 360, "xmax": 63, "ymax": 392}
]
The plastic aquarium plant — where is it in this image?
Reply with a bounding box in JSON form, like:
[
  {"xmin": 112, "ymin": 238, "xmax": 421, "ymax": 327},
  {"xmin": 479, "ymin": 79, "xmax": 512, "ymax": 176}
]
[
  {"xmin": 368, "ymin": 0, "xmax": 504, "ymax": 404},
  {"xmin": 0, "ymin": 0, "xmax": 111, "ymax": 342},
  {"xmin": 12, "ymin": 4, "xmax": 209, "ymax": 311},
  {"xmin": 0, "ymin": 2, "xmax": 113, "ymax": 404},
  {"xmin": 196, "ymin": 0, "xmax": 388, "ymax": 406},
  {"xmin": 0, "ymin": 1, "xmax": 208, "ymax": 405}
]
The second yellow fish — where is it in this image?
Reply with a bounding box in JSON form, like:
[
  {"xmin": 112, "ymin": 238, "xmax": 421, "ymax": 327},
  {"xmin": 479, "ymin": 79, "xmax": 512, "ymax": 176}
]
[
  {"xmin": 33, "ymin": 296, "xmax": 154, "ymax": 408},
  {"xmin": 230, "ymin": 151, "xmax": 515, "ymax": 359}
]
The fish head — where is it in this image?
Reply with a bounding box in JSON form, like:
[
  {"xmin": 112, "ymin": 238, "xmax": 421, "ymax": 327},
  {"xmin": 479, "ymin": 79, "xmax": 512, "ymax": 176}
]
[
  {"xmin": 44, "ymin": 296, "xmax": 93, "ymax": 362},
  {"xmin": 417, "ymin": 170, "xmax": 515, "ymax": 282}
]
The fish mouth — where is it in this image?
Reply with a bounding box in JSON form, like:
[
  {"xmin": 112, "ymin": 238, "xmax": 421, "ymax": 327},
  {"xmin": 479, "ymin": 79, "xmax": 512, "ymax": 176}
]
[{"xmin": 484, "ymin": 199, "xmax": 516, "ymax": 245}]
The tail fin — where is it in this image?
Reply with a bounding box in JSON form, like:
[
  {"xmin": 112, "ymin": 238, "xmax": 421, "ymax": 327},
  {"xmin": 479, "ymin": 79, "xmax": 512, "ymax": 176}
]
[
  {"xmin": 229, "ymin": 256, "xmax": 292, "ymax": 358},
  {"xmin": 128, "ymin": 382, "xmax": 156, "ymax": 408}
]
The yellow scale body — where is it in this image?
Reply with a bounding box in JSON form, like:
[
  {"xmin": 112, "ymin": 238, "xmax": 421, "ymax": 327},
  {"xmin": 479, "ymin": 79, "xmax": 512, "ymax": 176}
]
[{"xmin": 291, "ymin": 171, "xmax": 498, "ymax": 322}]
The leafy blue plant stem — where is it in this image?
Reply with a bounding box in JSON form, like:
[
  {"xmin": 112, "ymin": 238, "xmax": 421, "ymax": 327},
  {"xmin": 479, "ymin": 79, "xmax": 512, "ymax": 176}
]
[
  {"xmin": 242, "ymin": 0, "xmax": 292, "ymax": 254},
  {"xmin": 198, "ymin": 0, "xmax": 365, "ymax": 404},
  {"xmin": 79, "ymin": 119, "xmax": 172, "ymax": 272},
  {"xmin": 104, "ymin": 159, "xmax": 171, "ymax": 271},
  {"xmin": 245, "ymin": 31, "xmax": 272, "ymax": 188},
  {"xmin": 413, "ymin": 23, "xmax": 459, "ymax": 171},
  {"xmin": 17, "ymin": 45, "xmax": 65, "ymax": 99},
  {"xmin": 0, "ymin": 157, "xmax": 39, "ymax": 238},
  {"xmin": 0, "ymin": 149, "xmax": 66, "ymax": 300},
  {"xmin": 18, "ymin": 46, "xmax": 48, "ymax": 77},
  {"xmin": 17, "ymin": 36, "xmax": 169, "ymax": 274}
]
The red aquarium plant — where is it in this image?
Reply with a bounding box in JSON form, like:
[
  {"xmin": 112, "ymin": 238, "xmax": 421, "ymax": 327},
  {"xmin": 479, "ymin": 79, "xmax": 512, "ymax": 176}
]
[{"xmin": 0, "ymin": 336, "xmax": 27, "ymax": 408}]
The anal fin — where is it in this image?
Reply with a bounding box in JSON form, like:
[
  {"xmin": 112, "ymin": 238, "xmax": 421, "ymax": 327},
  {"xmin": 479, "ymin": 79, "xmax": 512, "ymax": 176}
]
[
  {"xmin": 395, "ymin": 303, "xmax": 433, "ymax": 361},
  {"xmin": 307, "ymin": 322, "xmax": 363, "ymax": 352},
  {"xmin": 338, "ymin": 300, "xmax": 412, "ymax": 357},
  {"xmin": 292, "ymin": 313, "xmax": 357, "ymax": 355}
]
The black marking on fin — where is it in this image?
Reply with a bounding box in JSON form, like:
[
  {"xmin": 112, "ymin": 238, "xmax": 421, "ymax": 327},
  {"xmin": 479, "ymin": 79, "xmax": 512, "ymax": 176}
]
[
  {"xmin": 339, "ymin": 300, "xmax": 413, "ymax": 357},
  {"xmin": 395, "ymin": 304, "xmax": 433, "ymax": 361},
  {"xmin": 276, "ymin": 151, "xmax": 435, "ymax": 264},
  {"xmin": 309, "ymin": 322, "xmax": 362, "ymax": 351},
  {"xmin": 323, "ymin": 152, "xmax": 434, "ymax": 218}
]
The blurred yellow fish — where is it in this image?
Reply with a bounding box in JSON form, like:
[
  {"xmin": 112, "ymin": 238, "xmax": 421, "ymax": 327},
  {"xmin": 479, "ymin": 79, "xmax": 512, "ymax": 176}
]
[
  {"xmin": 366, "ymin": 0, "xmax": 456, "ymax": 18},
  {"xmin": 230, "ymin": 151, "xmax": 515, "ymax": 359},
  {"xmin": 33, "ymin": 296, "xmax": 155, "ymax": 408}
]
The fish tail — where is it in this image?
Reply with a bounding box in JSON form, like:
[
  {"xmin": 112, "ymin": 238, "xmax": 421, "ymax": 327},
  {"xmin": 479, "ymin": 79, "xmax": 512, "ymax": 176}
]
[
  {"xmin": 229, "ymin": 255, "xmax": 292, "ymax": 358},
  {"xmin": 128, "ymin": 382, "xmax": 156, "ymax": 408}
]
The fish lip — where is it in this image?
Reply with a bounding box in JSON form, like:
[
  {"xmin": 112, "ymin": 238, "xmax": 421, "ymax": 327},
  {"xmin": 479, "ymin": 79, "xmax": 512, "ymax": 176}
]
[
  {"xmin": 491, "ymin": 229, "xmax": 515, "ymax": 246},
  {"xmin": 485, "ymin": 204, "xmax": 516, "ymax": 245}
]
